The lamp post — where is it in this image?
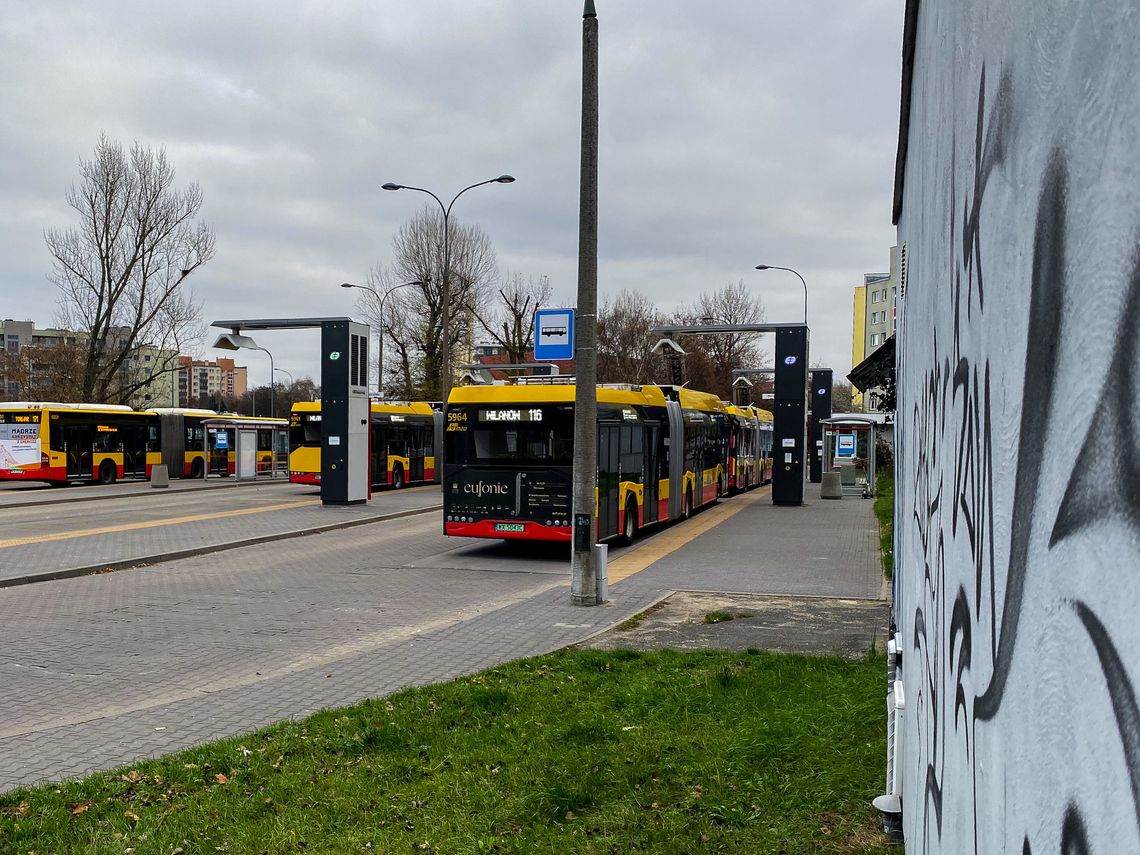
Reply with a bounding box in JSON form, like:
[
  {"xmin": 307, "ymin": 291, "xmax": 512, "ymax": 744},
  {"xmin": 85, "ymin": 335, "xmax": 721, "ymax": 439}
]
[
  {"xmin": 341, "ymin": 280, "xmax": 423, "ymax": 398},
  {"xmin": 381, "ymin": 175, "xmax": 514, "ymax": 404},
  {"xmin": 754, "ymin": 265, "xmax": 808, "ymax": 325},
  {"xmin": 213, "ymin": 333, "xmax": 275, "ymax": 418}
]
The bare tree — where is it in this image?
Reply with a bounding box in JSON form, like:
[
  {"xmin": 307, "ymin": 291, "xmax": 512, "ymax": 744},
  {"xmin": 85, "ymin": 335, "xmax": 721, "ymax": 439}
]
[
  {"xmin": 472, "ymin": 272, "xmax": 552, "ymax": 364},
  {"xmin": 46, "ymin": 135, "xmax": 214, "ymax": 405},
  {"xmin": 673, "ymin": 280, "xmax": 767, "ymax": 399},
  {"xmin": 383, "ymin": 206, "xmax": 498, "ymax": 398},
  {"xmin": 597, "ymin": 289, "xmax": 668, "ymax": 385}
]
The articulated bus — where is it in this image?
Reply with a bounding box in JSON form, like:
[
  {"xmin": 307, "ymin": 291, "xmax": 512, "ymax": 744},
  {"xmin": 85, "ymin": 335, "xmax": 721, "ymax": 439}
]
[
  {"xmin": 443, "ymin": 382, "xmax": 728, "ymax": 544},
  {"xmin": 724, "ymin": 404, "xmax": 774, "ymax": 493},
  {"xmin": 0, "ymin": 402, "xmax": 160, "ymax": 484},
  {"xmin": 153, "ymin": 409, "xmax": 287, "ymax": 478},
  {"xmin": 289, "ymin": 401, "xmax": 443, "ymax": 489}
]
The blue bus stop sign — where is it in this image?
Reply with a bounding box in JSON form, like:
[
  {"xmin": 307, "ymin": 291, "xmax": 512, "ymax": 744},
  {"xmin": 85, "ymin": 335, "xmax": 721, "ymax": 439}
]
[{"xmin": 534, "ymin": 308, "xmax": 575, "ymax": 361}]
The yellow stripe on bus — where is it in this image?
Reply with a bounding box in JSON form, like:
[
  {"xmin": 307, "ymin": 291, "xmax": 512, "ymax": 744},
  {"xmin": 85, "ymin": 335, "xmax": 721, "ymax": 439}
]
[
  {"xmin": 606, "ymin": 486, "xmax": 771, "ymax": 584},
  {"xmin": 0, "ymin": 499, "xmax": 318, "ymax": 549}
]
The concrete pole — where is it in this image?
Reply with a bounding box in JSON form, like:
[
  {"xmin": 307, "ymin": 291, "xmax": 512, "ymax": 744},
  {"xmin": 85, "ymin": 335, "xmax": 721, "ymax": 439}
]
[{"xmin": 571, "ymin": 0, "xmax": 599, "ymax": 606}]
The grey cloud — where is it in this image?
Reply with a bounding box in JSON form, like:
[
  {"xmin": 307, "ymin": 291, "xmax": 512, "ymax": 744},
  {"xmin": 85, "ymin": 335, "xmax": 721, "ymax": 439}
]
[{"xmin": 0, "ymin": 0, "xmax": 902, "ymax": 383}]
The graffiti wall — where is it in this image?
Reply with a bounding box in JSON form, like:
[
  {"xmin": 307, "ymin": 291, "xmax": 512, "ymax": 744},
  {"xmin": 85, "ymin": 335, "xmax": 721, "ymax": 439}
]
[{"xmin": 893, "ymin": 0, "xmax": 1140, "ymax": 852}]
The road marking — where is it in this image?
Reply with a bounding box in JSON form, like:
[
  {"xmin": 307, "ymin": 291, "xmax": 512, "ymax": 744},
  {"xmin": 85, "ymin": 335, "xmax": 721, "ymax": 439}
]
[
  {"xmin": 0, "ymin": 499, "xmax": 319, "ymax": 549},
  {"xmin": 607, "ymin": 487, "xmax": 772, "ymax": 584}
]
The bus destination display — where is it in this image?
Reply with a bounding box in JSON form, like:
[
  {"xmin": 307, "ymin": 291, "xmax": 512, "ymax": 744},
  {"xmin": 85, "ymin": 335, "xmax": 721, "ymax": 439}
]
[{"xmin": 478, "ymin": 409, "xmax": 543, "ymax": 423}]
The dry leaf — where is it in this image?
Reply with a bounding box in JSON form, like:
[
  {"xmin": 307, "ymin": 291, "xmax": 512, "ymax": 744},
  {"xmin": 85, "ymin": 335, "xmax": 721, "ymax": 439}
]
[
  {"xmin": 124, "ymin": 810, "xmax": 140, "ymax": 823},
  {"xmin": 123, "ymin": 770, "xmax": 142, "ymax": 783},
  {"xmin": 69, "ymin": 803, "xmax": 90, "ymax": 815},
  {"xmin": 214, "ymin": 773, "xmax": 229, "ymax": 785}
]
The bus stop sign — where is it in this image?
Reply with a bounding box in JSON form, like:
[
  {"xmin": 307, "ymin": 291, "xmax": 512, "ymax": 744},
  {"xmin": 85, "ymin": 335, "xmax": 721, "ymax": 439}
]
[{"xmin": 534, "ymin": 309, "xmax": 574, "ymax": 361}]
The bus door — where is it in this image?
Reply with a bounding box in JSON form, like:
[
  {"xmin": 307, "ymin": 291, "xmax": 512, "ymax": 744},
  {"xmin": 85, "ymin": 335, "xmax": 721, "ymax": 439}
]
[
  {"xmin": 665, "ymin": 399, "xmax": 685, "ymax": 520},
  {"xmin": 123, "ymin": 424, "xmax": 147, "ymax": 478},
  {"xmin": 643, "ymin": 422, "xmax": 660, "ymax": 524},
  {"xmin": 370, "ymin": 425, "xmax": 388, "ymax": 486},
  {"xmin": 408, "ymin": 426, "xmax": 426, "ymax": 481},
  {"xmin": 597, "ymin": 422, "xmax": 621, "ymax": 539},
  {"xmin": 65, "ymin": 421, "xmax": 94, "ymax": 479}
]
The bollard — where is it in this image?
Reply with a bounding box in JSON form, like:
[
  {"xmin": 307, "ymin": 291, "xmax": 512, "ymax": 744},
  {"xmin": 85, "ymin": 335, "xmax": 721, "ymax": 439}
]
[
  {"xmin": 594, "ymin": 543, "xmax": 609, "ymax": 603},
  {"xmin": 821, "ymin": 470, "xmax": 842, "ymax": 499},
  {"xmin": 150, "ymin": 464, "xmax": 170, "ymax": 489}
]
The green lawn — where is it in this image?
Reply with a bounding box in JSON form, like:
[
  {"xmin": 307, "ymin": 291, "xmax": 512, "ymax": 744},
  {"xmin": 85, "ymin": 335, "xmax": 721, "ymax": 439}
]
[
  {"xmin": 873, "ymin": 473, "xmax": 894, "ymax": 579},
  {"xmin": 1, "ymin": 649, "xmax": 891, "ymax": 854}
]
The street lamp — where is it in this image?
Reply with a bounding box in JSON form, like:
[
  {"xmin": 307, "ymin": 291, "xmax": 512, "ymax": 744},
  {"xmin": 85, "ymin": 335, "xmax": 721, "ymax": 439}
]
[
  {"xmin": 213, "ymin": 332, "xmax": 275, "ymax": 419},
  {"xmin": 381, "ymin": 175, "xmax": 515, "ymax": 404},
  {"xmin": 341, "ymin": 280, "xmax": 424, "ymax": 399},
  {"xmin": 274, "ymin": 368, "xmax": 294, "ymax": 386},
  {"xmin": 754, "ymin": 265, "xmax": 809, "ymax": 325}
]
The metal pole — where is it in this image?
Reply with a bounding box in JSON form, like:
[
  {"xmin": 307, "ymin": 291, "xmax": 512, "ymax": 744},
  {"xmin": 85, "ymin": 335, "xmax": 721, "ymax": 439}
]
[
  {"xmin": 755, "ymin": 264, "xmax": 808, "ymax": 325},
  {"xmin": 571, "ymin": 0, "xmax": 599, "ymax": 606},
  {"xmin": 258, "ymin": 346, "xmax": 275, "ymax": 419},
  {"xmin": 381, "ymin": 181, "xmax": 513, "ymax": 402}
]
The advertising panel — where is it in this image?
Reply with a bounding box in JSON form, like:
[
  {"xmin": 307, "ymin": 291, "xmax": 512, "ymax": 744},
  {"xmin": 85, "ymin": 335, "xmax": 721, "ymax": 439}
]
[{"xmin": 0, "ymin": 422, "xmax": 41, "ymax": 469}]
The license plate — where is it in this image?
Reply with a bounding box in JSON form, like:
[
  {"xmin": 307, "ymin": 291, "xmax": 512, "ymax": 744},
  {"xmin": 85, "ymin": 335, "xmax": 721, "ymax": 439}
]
[{"xmin": 495, "ymin": 523, "xmax": 525, "ymax": 533}]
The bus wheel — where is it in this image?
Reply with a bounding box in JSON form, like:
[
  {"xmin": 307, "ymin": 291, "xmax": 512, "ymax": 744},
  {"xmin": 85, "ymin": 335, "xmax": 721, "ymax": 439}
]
[
  {"xmin": 619, "ymin": 499, "xmax": 637, "ymax": 546},
  {"xmin": 392, "ymin": 465, "xmax": 405, "ymax": 489},
  {"xmin": 190, "ymin": 458, "xmax": 205, "ymax": 480},
  {"xmin": 682, "ymin": 486, "xmax": 693, "ymax": 520},
  {"xmin": 97, "ymin": 460, "xmax": 116, "ymax": 485}
]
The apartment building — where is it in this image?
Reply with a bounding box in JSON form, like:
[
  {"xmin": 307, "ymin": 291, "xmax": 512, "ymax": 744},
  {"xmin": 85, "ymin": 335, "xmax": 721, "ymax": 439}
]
[
  {"xmin": 177, "ymin": 356, "xmax": 247, "ymax": 407},
  {"xmin": 850, "ymin": 246, "xmax": 898, "ymax": 411}
]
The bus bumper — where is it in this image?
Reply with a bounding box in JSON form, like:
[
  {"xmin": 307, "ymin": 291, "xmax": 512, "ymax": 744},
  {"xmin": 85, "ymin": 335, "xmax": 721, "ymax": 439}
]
[
  {"xmin": 445, "ymin": 519, "xmax": 572, "ymax": 541},
  {"xmin": 290, "ymin": 472, "xmax": 321, "ymax": 485}
]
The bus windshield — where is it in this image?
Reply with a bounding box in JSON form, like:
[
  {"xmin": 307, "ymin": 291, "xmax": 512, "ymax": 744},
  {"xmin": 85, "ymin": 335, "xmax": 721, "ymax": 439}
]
[
  {"xmin": 290, "ymin": 414, "xmax": 321, "ymax": 447},
  {"xmin": 448, "ymin": 404, "xmax": 574, "ymax": 466}
]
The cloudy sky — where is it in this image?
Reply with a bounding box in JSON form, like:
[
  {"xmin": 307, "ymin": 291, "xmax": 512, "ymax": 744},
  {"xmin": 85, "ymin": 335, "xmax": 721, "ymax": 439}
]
[{"xmin": 0, "ymin": 1, "xmax": 902, "ymax": 386}]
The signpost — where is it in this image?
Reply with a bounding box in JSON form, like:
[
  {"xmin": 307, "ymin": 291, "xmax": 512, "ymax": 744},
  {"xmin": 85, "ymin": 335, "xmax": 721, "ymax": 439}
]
[{"xmin": 534, "ymin": 308, "xmax": 575, "ymax": 361}]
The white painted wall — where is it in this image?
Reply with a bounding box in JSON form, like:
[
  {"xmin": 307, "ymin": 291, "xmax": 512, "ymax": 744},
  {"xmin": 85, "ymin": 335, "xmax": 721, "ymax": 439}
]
[{"xmin": 893, "ymin": 1, "xmax": 1140, "ymax": 852}]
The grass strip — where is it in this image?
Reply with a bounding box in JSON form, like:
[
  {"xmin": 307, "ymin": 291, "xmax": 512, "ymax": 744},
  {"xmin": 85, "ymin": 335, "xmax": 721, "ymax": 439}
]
[
  {"xmin": 873, "ymin": 473, "xmax": 894, "ymax": 580},
  {"xmin": 1, "ymin": 649, "xmax": 891, "ymax": 854}
]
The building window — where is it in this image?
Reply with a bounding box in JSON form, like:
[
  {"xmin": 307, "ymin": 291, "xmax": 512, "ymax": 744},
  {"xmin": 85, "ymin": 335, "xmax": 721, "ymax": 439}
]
[{"xmin": 871, "ymin": 333, "xmax": 881, "ymax": 346}]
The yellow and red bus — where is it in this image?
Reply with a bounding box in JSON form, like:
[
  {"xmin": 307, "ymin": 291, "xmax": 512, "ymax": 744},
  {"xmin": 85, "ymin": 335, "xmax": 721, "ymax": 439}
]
[
  {"xmin": 443, "ymin": 382, "xmax": 728, "ymax": 544},
  {"xmin": 724, "ymin": 404, "xmax": 774, "ymax": 493},
  {"xmin": 0, "ymin": 402, "xmax": 161, "ymax": 484},
  {"xmin": 289, "ymin": 400, "xmax": 443, "ymax": 489},
  {"xmin": 153, "ymin": 409, "xmax": 286, "ymax": 478}
]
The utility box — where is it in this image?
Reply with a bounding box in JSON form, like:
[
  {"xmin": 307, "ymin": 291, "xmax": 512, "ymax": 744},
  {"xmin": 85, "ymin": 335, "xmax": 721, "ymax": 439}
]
[{"xmin": 320, "ymin": 320, "xmax": 370, "ymax": 504}]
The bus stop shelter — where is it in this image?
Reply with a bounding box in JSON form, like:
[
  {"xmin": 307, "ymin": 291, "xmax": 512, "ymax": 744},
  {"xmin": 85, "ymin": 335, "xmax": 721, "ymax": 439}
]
[
  {"xmin": 201, "ymin": 417, "xmax": 289, "ymax": 480},
  {"xmin": 820, "ymin": 415, "xmax": 879, "ymax": 496}
]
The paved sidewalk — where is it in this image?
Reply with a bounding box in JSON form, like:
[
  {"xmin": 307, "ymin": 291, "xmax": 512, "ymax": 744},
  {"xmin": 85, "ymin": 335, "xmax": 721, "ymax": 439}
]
[{"xmin": 0, "ymin": 486, "xmax": 886, "ymax": 792}]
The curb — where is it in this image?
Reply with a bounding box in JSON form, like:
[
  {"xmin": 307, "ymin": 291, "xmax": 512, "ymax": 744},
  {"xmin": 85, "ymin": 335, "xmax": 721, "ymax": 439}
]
[
  {"xmin": 0, "ymin": 503, "xmax": 442, "ymax": 590},
  {"xmin": 0, "ymin": 478, "xmax": 297, "ymax": 512}
]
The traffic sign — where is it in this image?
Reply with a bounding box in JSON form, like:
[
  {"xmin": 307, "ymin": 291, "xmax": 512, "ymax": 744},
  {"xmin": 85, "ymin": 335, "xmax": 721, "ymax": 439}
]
[{"xmin": 534, "ymin": 308, "xmax": 574, "ymax": 361}]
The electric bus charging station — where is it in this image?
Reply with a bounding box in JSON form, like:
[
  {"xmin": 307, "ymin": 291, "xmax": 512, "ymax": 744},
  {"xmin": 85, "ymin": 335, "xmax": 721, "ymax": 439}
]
[
  {"xmin": 651, "ymin": 321, "xmax": 809, "ymax": 506},
  {"xmin": 809, "ymin": 369, "xmax": 833, "ymax": 483},
  {"xmin": 211, "ymin": 317, "xmax": 371, "ymax": 505}
]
